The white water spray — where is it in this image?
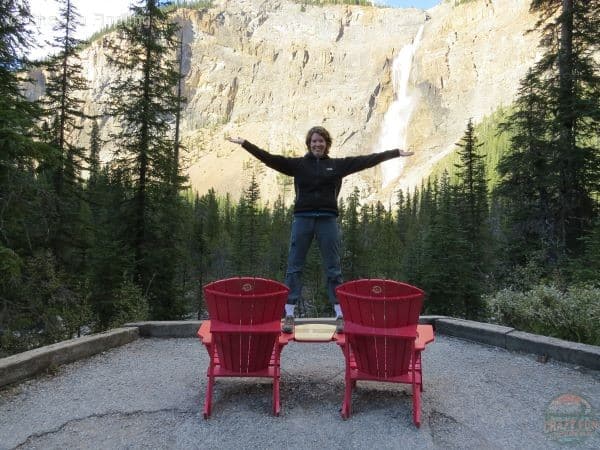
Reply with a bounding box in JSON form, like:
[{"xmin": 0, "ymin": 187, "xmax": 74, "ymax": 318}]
[{"xmin": 376, "ymin": 25, "xmax": 424, "ymax": 188}]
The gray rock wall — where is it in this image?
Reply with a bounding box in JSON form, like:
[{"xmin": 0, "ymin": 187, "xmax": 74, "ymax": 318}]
[{"xmin": 29, "ymin": 0, "xmax": 543, "ymax": 205}]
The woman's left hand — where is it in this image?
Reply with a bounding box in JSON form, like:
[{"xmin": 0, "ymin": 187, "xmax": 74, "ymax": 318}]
[
  {"xmin": 397, "ymin": 149, "xmax": 414, "ymax": 157},
  {"xmin": 226, "ymin": 136, "xmax": 245, "ymax": 145}
]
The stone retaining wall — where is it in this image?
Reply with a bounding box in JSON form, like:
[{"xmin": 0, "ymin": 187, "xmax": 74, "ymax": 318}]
[{"xmin": 1, "ymin": 318, "xmax": 598, "ymax": 389}]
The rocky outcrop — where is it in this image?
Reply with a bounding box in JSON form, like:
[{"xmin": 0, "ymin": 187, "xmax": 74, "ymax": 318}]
[
  {"xmin": 405, "ymin": 0, "xmax": 542, "ymax": 197},
  {"xmin": 34, "ymin": 0, "xmax": 543, "ymax": 205}
]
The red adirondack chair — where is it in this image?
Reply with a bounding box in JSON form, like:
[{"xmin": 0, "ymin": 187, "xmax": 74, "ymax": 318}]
[
  {"xmin": 335, "ymin": 279, "xmax": 434, "ymax": 427},
  {"xmin": 197, "ymin": 277, "xmax": 291, "ymax": 418}
]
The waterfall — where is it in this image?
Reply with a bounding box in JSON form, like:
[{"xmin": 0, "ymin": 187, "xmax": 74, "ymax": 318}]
[{"xmin": 375, "ymin": 24, "xmax": 424, "ymax": 189}]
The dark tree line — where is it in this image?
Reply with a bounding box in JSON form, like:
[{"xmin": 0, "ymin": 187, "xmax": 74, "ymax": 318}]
[
  {"xmin": 1, "ymin": 0, "xmax": 189, "ymax": 354},
  {"xmin": 497, "ymin": 0, "xmax": 600, "ymax": 266},
  {"xmin": 1, "ymin": 0, "xmax": 598, "ymax": 356}
]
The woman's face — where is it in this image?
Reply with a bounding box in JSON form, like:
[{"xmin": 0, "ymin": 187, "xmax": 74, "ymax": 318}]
[{"xmin": 310, "ymin": 133, "xmax": 328, "ymax": 158}]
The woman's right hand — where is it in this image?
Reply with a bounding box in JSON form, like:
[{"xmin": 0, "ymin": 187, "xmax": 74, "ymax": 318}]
[{"xmin": 226, "ymin": 136, "xmax": 245, "ymax": 145}]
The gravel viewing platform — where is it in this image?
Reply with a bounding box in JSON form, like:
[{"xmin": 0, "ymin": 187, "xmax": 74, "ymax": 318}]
[{"xmin": 1, "ymin": 333, "xmax": 599, "ymax": 449}]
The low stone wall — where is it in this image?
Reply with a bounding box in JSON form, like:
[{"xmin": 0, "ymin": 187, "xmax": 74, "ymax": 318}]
[
  {"xmin": 1, "ymin": 318, "xmax": 598, "ymax": 389},
  {"xmin": 436, "ymin": 318, "xmax": 600, "ymax": 370},
  {"xmin": 128, "ymin": 320, "xmax": 202, "ymax": 338},
  {"xmin": 0, "ymin": 328, "xmax": 139, "ymax": 388}
]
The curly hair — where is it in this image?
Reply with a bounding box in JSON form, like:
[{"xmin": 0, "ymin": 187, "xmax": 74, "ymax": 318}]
[{"xmin": 305, "ymin": 126, "xmax": 332, "ymax": 155}]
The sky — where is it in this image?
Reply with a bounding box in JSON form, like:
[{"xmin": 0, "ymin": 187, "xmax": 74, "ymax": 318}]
[
  {"xmin": 28, "ymin": 0, "xmax": 132, "ymax": 59},
  {"xmin": 28, "ymin": 0, "xmax": 441, "ymax": 59}
]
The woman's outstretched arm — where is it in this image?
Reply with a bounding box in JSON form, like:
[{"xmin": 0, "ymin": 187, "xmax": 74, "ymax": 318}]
[
  {"xmin": 338, "ymin": 148, "xmax": 414, "ymax": 177},
  {"xmin": 226, "ymin": 136, "xmax": 296, "ymax": 176}
]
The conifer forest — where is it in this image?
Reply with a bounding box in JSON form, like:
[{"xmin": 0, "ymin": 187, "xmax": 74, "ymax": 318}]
[{"xmin": 1, "ymin": 0, "xmax": 599, "ymax": 356}]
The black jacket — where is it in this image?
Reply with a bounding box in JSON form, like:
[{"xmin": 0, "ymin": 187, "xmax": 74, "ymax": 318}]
[{"xmin": 242, "ymin": 141, "xmax": 400, "ymax": 215}]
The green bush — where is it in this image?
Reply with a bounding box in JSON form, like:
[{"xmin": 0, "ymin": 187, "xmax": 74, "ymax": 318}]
[
  {"xmin": 106, "ymin": 277, "xmax": 149, "ymax": 329},
  {"xmin": 485, "ymin": 284, "xmax": 600, "ymax": 345}
]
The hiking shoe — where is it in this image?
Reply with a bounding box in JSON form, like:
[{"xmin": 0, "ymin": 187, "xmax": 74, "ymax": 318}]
[
  {"xmin": 282, "ymin": 315, "xmax": 294, "ymax": 334},
  {"xmin": 335, "ymin": 316, "xmax": 344, "ymax": 333}
]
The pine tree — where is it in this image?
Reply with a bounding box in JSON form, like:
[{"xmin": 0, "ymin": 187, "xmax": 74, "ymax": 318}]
[
  {"xmin": 41, "ymin": 0, "xmax": 88, "ymax": 190},
  {"xmin": 86, "ymin": 167, "xmax": 144, "ymax": 328},
  {"xmin": 88, "ymin": 120, "xmax": 101, "ymax": 185},
  {"xmin": 496, "ymin": 69, "xmax": 556, "ymax": 264},
  {"xmin": 0, "ymin": 0, "xmax": 63, "ymax": 354},
  {"xmin": 570, "ymin": 218, "xmax": 600, "ymax": 284},
  {"xmin": 39, "ymin": 1, "xmax": 95, "ymax": 281},
  {"xmin": 503, "ymin": 0, "xmax": 600, "ymax": 261},
  {"xmin": 266, "ymin": 195, "xmax": 292, "ymax": 280},
  {"xmin": 105, "ymin": 0, "xmax": 186, "ymax": 319},
  {"xmin": 420, "ymin": 174, "xmax": 470, "ymax": 317},
  {"xmin": 341, "ymin": 187, "xmax": 363, "ymax": 280},
  {"xmin": 234, "ymin": 174, "xmax": 264, "ymax": 275},
  {"xmin": 455, "ymin": 119, "xmax": 487, "ymax": 236},
  {"xmin": 401, "ymin": 187, "xmax": 423, "ymax": 283},
  {"xmin": 454, "ymin": 119, "xmax": 489, "ymax": 318}
]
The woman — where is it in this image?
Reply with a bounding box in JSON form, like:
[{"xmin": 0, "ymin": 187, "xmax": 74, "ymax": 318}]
[{"xmin": 227, "ymin": 126, "xmax": 413, "ymax": 332}]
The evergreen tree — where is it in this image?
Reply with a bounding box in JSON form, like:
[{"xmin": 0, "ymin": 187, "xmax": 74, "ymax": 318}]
[
  {"xmin": 420, "ymin": 174, "xmax": 470, "ymax": 317},
  {"xmin": 496, "ymin": 69, "xmax": 556, "ymax": 264},
  {"xmin": 370, "ymin": 201, "xmax": 397, "ymax": 277},
  {"xmin": 40, "ymin": 0, "xmax": 91, "ymax": 274},
  {"xmin": 88, "ymin": 120, "xmax": 101, "ymax": 184},
  {"xmin": 42, "ymin": 0, "xmax": 88, "ymax": 188},
  {"xmin": 171, "ymin": 29, "xmax": 185, "ymax": 189},
  {"xmin": 0, "ymin": 1, "xmax": 39, "ymax": 165},
  {"xmin": 0, "ymin": 0, "xmax": 63, "ymax": 354},
  {"xmin": 234, "ymin": 173, "xmax": 264, "ymax": 275},
  {"xmin": 266, "ymin": 195, "xmax": 292, "ymax": 281},
  {"xmin": 341, "ymin": 187, "xmax": 363, "ymax": 279},
  {"xmin": 0, "ymin": 0, "xmax": 45, "ymax": 251},
  {"xmin": 570, "ymin": 218, "xmax": 600, "ymax": 284},
  {"xmin": 186, "ymin": 188, "xmax": 222, "ymax": 317},
  {"xmin": 401, "ymin": 187, "xmax": 423, "ymax": 283},
  {"xmin": 105, "ymin": 0, "xmax": 186, "ymax": 319},
  {"xmin": 455, "ymin": 119, "xmax": 488, "ymax": 236},
  {"xmin": 499, "ymin": 0, "xmax": 600, "ymax": 263},
  {"xmin": 454, "ymin": 119, "xmax": 489, "ymax": 318},
  {"xmin": 86, "ymin": 167, "xmax": 144, "ymax": 328}
]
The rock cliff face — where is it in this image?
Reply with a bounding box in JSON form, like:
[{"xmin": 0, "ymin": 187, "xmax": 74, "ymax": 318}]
[{"xmin": 35, "ymin": 0, "xmax": 543, "ymax": 205}]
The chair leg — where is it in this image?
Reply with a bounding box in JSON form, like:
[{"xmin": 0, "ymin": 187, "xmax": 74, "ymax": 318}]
[
  {"xmin": 204, "ymin": 372, "xmax": 214, "ymax": 419},
  {"xmin": 341, "ymin": 346, "xmax": 353, "ymax": 419},
  {"xmin": 204, "ymin": 347, "xmax": 216, "ymax": 420},
  {"xmin": 273, "ymin": 374, "xmax": 281, "ymax": 416},
  {"xmin": 273, "ymin": 344, "xmax": 283, "ymax": 416},
  {"xmin": 341, "ymin": 372, "xmax": 353, "ymax": 419},
  {"xmin": 410, "ymin": 348, "xmax": 421, "ymax": 427},
  {"xmin": 417, "ymin": 353, "xmax": 424, "ymax": 392},
  {"xmin": 412, "ymin": 383, "xmax": 421, "ymax": 428}
]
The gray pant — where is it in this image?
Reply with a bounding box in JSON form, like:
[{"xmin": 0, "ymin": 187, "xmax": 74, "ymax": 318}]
[{"xmin": 284, "ymin": 215, "xmax": 343, "ymax": 305}]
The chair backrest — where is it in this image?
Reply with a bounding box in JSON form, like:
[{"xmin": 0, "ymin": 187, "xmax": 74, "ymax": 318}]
[
  {"xmin": 203, "ymin": 277, "xmax": 288, "ymax": 373},
  {"xmin": 336, "ymin": 279, "xmax": 424, "ymax": 378}
]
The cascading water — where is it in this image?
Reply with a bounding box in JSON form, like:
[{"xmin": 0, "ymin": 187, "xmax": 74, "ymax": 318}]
[{"xmin": 375, "ymin": 24, "xmax": 424, "ymax": 189}]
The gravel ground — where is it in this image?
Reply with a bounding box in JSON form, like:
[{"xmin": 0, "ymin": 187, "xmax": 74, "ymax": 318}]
[{"xmin": 0, "ymin": 335, "xmax": 599, "ymax": 450}]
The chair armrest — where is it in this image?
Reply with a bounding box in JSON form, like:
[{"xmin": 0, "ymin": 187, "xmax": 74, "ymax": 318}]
[
  {"xmin": 344, "ymin": 322, "xmax": 418, "ymax": 338},
  {"xmin": 197, "ymin": 320, "xmax": 212, "ymax": 345},
  {"xmin": 209, "ymin": 319, "xmax": 282, "ymax": 334},
  {"xmin": 278, "ymin": 333, "xmax": 294, "ymax": 346},
  {"xmin": 415, "ymin": 324, "xmax": 434, "ymax": 350},
  {"xmin": 334, "ymin": 333, "xmax": 346, "ymax": 346}
]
